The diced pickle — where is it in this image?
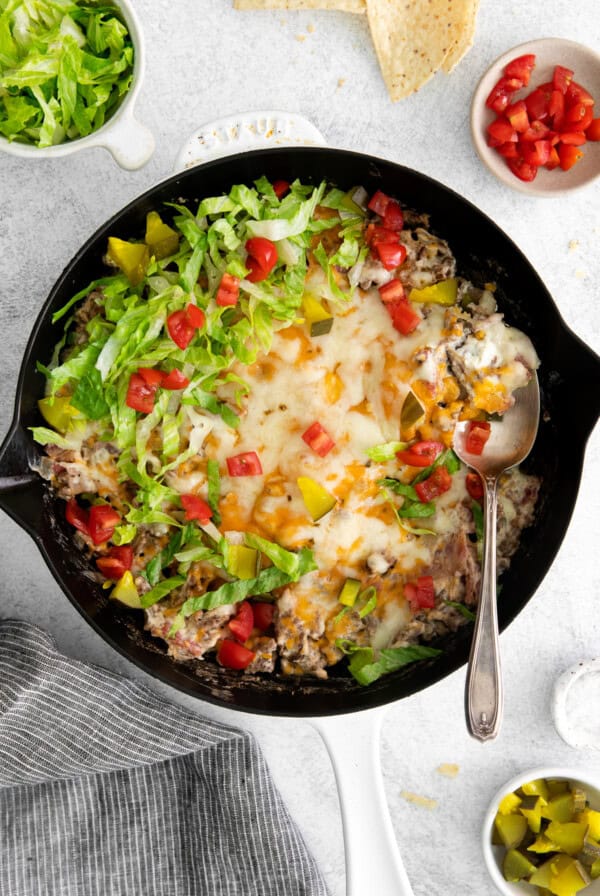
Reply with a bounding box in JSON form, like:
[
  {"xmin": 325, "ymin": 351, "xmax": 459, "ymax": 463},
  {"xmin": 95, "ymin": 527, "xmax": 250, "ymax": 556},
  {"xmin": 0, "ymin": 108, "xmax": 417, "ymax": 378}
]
[
  {"xmin": 545, "ymin": 823, "xmax": 587, "ymax": 857},
  {"xmin": 529, "ymin": 835, "xmax": 560, "ymax": 854},
  {"xmin": 144, "ymin": 211, "xmax": 179, "ymax": 260},
  {"xmin": 310, "ymin": 318, "xmax": 334, "ymax": 337},
  {"xmin": 590, "ymin": 858, "xmax": 600, "ymax": 879},
  {"xmin": 38, "ymin": 396, "xmax": 80, "ymax": 433},
  {"xmin": 338, "ymin": 579, "xmax": 361, "ymax": 607},
  {"xmin": 548, "ymin": 781, "xmax": 572, "ymax": 797},
  {"xmin": 400, "ymin": 390, "xmax": 425, "ymax": 434},
  {"xmin": 111, "ymin": 571, "xmax": 142, "ymax": 608},
  {"xmin": 542, "ymin": 793, "xmax": 575, "ymax": 824},
  {"xmin": 502, "ymin": 849, "xmax": 537, "ymax": 882},
  {"xmin": 227, "ymin": 545, "xmax": 259, "ymax": 580},
  {"xmin": 297, "ymin": 476, "xmax": 336, "ymax": 521},
  {"xmin": 408, "ymin": 278, "xmax": 458, "ymax": 306},
  {"xmin": 551, "ymin": 857, "xmax": 591, "ymax": 896},
  {"xmin": 572, "ymin": 789, "xmax": 587, "ymax": 814},
  {"xmin": 106, "ymin": 237, "xmax": 150, "ymax": 287},
  {"xmin": 530, "ymin": 858, "xmax": 557, "ymax": 889},
  {"xmin": 521, "ymin": 796, "xmax": 548, "ymax": 833},
  {"xmin": 580, "ymin": 833, "xmax": 600, "ymax": 862},
  {"xmin": 523, "ymin": 779, "xmax": 551, "ymax": 802},
  {"xmin": 577, "ymin": 810, "xmax": 600, "ymax": 841},
  {"xmin": 495, "ymin": 812, "xmax": 529, "ymax": 849},
  {"xmin": 499, "ymin": 792, "xmax": 523, "ymax": 815}
]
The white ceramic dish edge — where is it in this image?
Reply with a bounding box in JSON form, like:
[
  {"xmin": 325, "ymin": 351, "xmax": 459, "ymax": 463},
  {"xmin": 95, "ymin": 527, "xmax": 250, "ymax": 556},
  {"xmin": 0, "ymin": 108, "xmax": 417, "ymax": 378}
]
[
  {"xmin": 482, "ymin": 765, "xmax": 600, "ymax": 896},
  {"xmin": 0, "ymin": 0, "xmax": 154, "ymax": 170}
]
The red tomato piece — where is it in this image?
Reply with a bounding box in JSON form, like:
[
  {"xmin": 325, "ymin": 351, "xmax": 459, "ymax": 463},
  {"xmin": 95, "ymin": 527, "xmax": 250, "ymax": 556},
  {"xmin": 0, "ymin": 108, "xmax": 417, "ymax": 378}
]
[
  {"xmin": 465, "ymin": 472, "xmax": 484, "ymax": 502},
  {"xmin": 566, "ymin": 81, "xmax": 594, "ymax": 107},
  {"xmin": 302, "ymin": 422, "xmax": 335, "ymax": 457},
  {"xmin": 414, "ymin": 465, "xmax": 452, "ymax": 503},
  {"xmin": 507, "ymin": 157, "xmax": 538, "ymax": 182},
  {"xmin": 180, "ymin": 494, "xmax": 213, "ymax": 523},
  {"xmin": 167, "ymin": 309, "xmax": 195, "ymax": 350},
  {"xmin": 96, "ymin": 545, "xmax": 133, "ymax": 580},
  {"xmin": 161, "ymin": 368, "xmax": 190, "ymax": 390},
  {"xmin": 216, "ymin": 272, "xmax": 241, "ymax": 307},
  {"xmin": 559, "ymin": 131, "xmax": 587, "ymax": 146},
  {"xmin": 487, "ymin": 117, "xmax": 518, "ymax": 145},
  {"xmin": 505, "ymin": 54, "xmax": 536, "ymax": 86},
  {"xmin": 66, "ymin": 498, "xmax": 89, "ymax": 535},
  {"xmin": 586, "ymin": 118, "xmax": 600, "ymax": 141},
  {"xmin": 185, "ymin": 303, "xmax": 206, "ymax": 330},
  {"xmin": 272, "ymin": 180, "xmax": 290, "ymax": 199},
  {"xmin": 367, "ymin": 190, "xmax": 391, "ymax": 216},
  {"xmin": 465, "ymin": 420, "xmax": 491, "ymax": 455},
  {"xmin": 126, "ymin": 372, "xmax": 157, "ymax": 414},
  {"xmin": 386, "ymin": 298, "xmax": 421, "ymax": 336},
  {"xmin": 521, "ymin": 139, "xmax": 552, "ymax": 167},
  {"xmin": 88, "ymin": 505, "xmax": 121, "ymax": 545},
  {"xmin": 382, "ymin": 199, "xmax": 404, "ymax": 231},
  {"xmin": 378, "ymin": 278, "xmax": 405, "ymax": 303},
  {"xmin": 547, "ymin": 90, "xmax": 565, "ymax": 128},
  {"xmin": 552, "ymin": 65, "xmax": 574, "ymax": 94},
  {"xmin": 496, "ymin": 141, "xmax": 519, "ymax": 159},
  {"xmin": 558, "ymin": 143, "xmax": 584, "ymax": 171},
  {"xmin": 525, "ymin": 88, "xmax": 551, "ymax": 121},
  {"xmin": 545, "ymin": 146, "xmax": 561, "ymax": 170},
  {"xmin": 138, "ymin": 367, "xmax": 165, "ymax": 388},
  {"xmin": 376, "ymin": 242, "xmax": 407, "ymax": 270},
  {"xmin": 405, "ymin": 575, "xmax": 436, "ymax": 611},
  {"xmin": 486, "ymin": 77, "xmax": 523, "ymax": 114},
  {"xmin": 245, "ymin": 256, "xmax": 269, "ymax": 283},
  {"xmin": 229, "ymin": 601, "xmax": 254, "ymax": 643},
  {"xmin": 505, "ymin": 100, "xmax": 530, "ymax": 133},
  {"xmin": 396, "ymin": 440, "xmax": 444, "ymax": 468},
  {"xmin": 368, "ymin": 226, "xmax": 401, "ymax": 247},
  {"xmin": 245, "ymin": 237, "xmax": 277, "ymax": 281},
  {"xmin": 226, "ymin": 451, "xmax": 263, "ymax": 477},
  {"xmin": 252, "ymin": 601, "xmax": 275, "ymax": 631},
  {"xmin": 217, "ymin": 639, "xmax": 255, "ymax": 670},
  {"xmin": 521, "ymin": 119, "xmax": 552, "ymax": 142}
]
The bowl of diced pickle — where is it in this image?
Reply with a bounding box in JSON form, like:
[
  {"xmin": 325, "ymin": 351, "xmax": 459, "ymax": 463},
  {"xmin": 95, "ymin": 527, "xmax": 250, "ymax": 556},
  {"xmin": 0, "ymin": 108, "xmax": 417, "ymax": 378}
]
[{"xmin": 483, "ymin": 768, "xmax": 600, "ymax": 896}]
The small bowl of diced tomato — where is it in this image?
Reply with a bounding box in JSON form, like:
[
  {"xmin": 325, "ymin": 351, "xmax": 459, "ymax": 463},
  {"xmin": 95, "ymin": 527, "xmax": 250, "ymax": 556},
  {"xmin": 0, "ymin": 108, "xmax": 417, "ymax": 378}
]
[{"xmin": 471, "ymin": 38, "xmax": 600, "ymax": 195}]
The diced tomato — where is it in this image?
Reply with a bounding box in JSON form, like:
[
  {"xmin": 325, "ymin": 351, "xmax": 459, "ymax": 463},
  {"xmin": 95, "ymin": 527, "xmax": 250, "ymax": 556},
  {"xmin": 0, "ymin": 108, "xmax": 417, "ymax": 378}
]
[
  {"xmin": 226, "ymin": 451, "xmax": 263, "ymax": 477},
  {"xmin": 404, "ymin": 575, "xmax": 435, "ymax": 611},
  {"xmin": 559, "ymin": 131, "xmax": 587, "ymax": 146},
  {"xmin": 547, "ymin": 90, "xmax": 565, "ymax": 128},
  {"xmin": 368, "ymin": 226, "xmax": 401, "ymax": 247},
  {"xmin": 96, "ymin": 545, "xmax": 133, "ymax": 580},
  {"xmin": 521, "ymin": 139, "xmax": 551, "ymax": 167},
  {"xmin": 87, "ymin": 505, "xmax": 120, "ymax": 545},
  {"xmin": 552, "ymin": 65, "xmax": 574, "ymax": 94},
  {"xmin": 505, "ymin": 100, "xmax": 529, "ymax": 133},
  {"xmin": 525, "ymin": 87, "xmax": 551, "ymax": 121},
  {"xmin": 167, "ymin": 304, "xmax": 205, "ymax": 350},
  {"xmin": 486, "ymin": 77, "xmax": 523, "ymax": 114},
  {"xmin": 66, "ymin": 498, "xmax": 89, "ymax": 535},
  {"xmin": 186, "ymin": 303, "xmax": 206, "ymax": 329},
  {"xmin": 465, "ymin": 420, "xmax": 491, "ymax": 455},
  {"xmin": 487, "ymin": 117, "xmax": 518, "ymax": 145},
  {"xmin": 302, "ymin": 422, "xmax": 335, "ymax": 457},
  {"xmin": 545, "ymin": 146, "xmax": 561, "ymax": 170},
  {"xmin": 414, "ymin": 465, "xmax": 452, "ymax": 503},
  {"xmin": 378, "ymin": 278, "xmax": 405, "ymax": 303},
  {"xmin": 272, "ymin": 180, "xmax": 290, "ymax": 199},
  {"xmin": 507, "ymin": 157, "xmax": 538, "ymax": 182},
  {"xmin": 382, "ymin": 199, "xmax": 404, "ymax": 231},
  {"xmin": 216, "ymin": 272, "xmax": 241, "ymax": 307},
  {"xmin": 376, "ymin": 242, "xmax": 407, "ymax": 270},
  {"xmin": 558, "ymin": 143, "xmax": 584, "ymax": 171},
  {"xmin": 386, "ymin": 298, "xmax": 421, "ymax": 336},
  {"xmin": 521, "ymin": 119, "xmax": 552, "ymax": 142},
  {"xmin": 138, "ymin": 367, "xmax": 165, "ymax": 388},
  {"xmin": 465, "ymin": 472, "xmax": 484, "ymax": 502},
  {"xmin": 245, "ymin": 237, "xmax": 277, "ymax": 282},
  {"xmin": 586, "ymin": 118, "xmax": 600, "ymax": 141},
  {"xmin": 252, "ymin": 601, "xmax": 275, "ymax": 631},
  {"xmin": 217, "ymin": 639, "xmax": 255, "ymax": 670},
  {"xmin": 161, "ymin": 368, "xmax": 190, "ymax": 390},
  {"xmin": 496, "ymin": 141, "xmax": 519, "ymax": 159},
  {"xmin": 505, "ymin": 54, "xmax": 536, "ymax": 86},
  {"xmin": 396, "ymin": 440, "xmax": 444, "ymax": 468},
  {"xmin": 228, "ymin": 601, "xmax": 254, "ymax": 643},
  {"xmin": 126, "ymin": 372, "xmax": 157, "ymax": 414},
  {"xmin": 566, "ymin": 81, "xmax": 594, "ymax": 107},
  {"xmin": 367, "ymin": 190, "xmax": 391, "ymax": 216},
  {"xmin": 180, "ymin": 494, "xmax": 213, "ymax": 523}
]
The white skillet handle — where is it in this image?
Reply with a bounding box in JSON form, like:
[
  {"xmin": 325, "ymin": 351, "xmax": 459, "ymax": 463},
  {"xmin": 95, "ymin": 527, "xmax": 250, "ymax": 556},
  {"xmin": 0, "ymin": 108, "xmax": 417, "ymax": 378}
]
[
  {"xmin": 93, "ymin": 109, "xmax": 155, "ymax": 171},
  {"xmin": 311, "ymin": 708, "xmax": 415, "ymax": 896}
]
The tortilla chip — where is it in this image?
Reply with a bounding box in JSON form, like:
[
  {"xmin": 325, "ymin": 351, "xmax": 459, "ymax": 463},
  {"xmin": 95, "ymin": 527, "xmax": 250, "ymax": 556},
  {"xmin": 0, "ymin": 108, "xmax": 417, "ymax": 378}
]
[
  {"xmin": 234, "ymin": 0, "xmax": 366, "ymax": 11},
  {"xmin": 366, "ymin": 0, "xmax": 470, "ymax": 101},
  {"xmin": 441, "ymin": 0, "xmax": 479, "ymax": 73}
]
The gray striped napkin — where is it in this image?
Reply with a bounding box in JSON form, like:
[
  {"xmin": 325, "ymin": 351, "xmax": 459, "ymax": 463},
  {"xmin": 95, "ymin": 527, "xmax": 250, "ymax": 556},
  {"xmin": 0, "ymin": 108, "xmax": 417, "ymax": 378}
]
[{"xmin": 0, "ymin": 620, "xmax": 328, "ymax": 896}]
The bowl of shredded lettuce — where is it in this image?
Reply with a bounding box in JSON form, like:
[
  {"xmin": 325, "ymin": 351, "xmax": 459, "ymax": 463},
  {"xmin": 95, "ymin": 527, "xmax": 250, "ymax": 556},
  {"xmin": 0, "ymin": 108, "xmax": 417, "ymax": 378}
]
[{"xmin": 0, "ymin": 0, "xmax": 154, "ymax": 169}]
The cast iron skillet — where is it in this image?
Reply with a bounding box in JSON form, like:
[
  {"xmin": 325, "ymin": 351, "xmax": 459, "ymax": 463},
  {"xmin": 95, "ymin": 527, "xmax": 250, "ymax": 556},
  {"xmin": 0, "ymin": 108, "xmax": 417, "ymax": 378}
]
[{"xmin": 1, "ymin": 147, "xmax": 599, "ymax": 717}]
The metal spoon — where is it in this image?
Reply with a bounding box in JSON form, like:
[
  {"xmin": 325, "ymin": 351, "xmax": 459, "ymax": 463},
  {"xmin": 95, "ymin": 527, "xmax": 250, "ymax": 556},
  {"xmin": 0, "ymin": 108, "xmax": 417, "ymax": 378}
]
[{"xmin": 453, "ymin": 373, "xmax": 540, "ymax": 741}]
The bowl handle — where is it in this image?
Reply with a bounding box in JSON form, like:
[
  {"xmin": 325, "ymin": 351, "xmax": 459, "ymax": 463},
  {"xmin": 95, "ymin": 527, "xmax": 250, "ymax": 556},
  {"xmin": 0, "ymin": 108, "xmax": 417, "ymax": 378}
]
[
  {"xmin": 311, "ymin": 708, "xmax": 415, "ymax": 896},
  {"xmin": 93, "ymin": 110, "xmax": 155, "ymax": 171}
]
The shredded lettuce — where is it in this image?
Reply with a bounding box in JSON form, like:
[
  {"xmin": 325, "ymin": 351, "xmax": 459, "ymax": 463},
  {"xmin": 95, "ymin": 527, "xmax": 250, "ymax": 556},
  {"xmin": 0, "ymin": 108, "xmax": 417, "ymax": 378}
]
[
  {"xmin": 336, "ymin": 640, "xmax": 441, "ymax": 686},
  {"xmin": 0, "ymin": 0, "xmax": 134, "ymax": 147},
  {"xmin": 366, "ymin": 441, "xmax": 408, "ymax": 462}
]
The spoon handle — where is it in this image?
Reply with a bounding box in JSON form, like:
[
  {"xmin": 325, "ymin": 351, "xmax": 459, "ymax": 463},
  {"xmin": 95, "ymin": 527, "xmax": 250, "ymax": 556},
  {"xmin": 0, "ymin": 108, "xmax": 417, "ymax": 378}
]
[{"xmin": 465, "ymin": 475, "xmax": 503, "ymax": 741}]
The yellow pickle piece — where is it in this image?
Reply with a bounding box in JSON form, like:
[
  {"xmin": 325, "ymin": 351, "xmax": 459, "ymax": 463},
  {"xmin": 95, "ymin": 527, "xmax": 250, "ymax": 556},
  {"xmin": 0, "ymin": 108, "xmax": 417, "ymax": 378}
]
[
  {"xmin": 111, "ymin": 571, "xmax": 142, "ymax": 609},
  {"xmin": 578, "ymin": 810, "xmax": 600, "ymax": 841},
  {"xmin": 226, "ymin": 545, "xmax": 259, "ymax": 580},
  {"xmin": 145, "ymin": 211, "xmax": 180, "ymax": 260},
  {"xmin": 499, "ymin": 792, "xmax": 523, "ymax": 815},
  {"xmin": 502, "ymin": 848, "xmax": 537, "ymax": 882},
  {"xmin": 297, "ymin": 476, "xmax": 336, "ymax": 521},
  {"xmin": 522, "ymin": 779, "xmax": 551, "ymax": 802},
  {"xmin": 494, "ymin": 812, "xmax": 529, "ymax": 849},
  {"xmin": 38, "ymin": 396, "xmax": 80, "ymax": 433},
  {"xmin": 338, "ymin": 579, "xmax": 361, "ymax": 607},
  {"xmin": 107, "ymin": 237, "xmax": 150, "ymax": 287},
  {"xmin": 550, "ymin": 856, "xmax": 591, "ymax": 896},
  {"xmin": 545, "ymin": 822, "xmax": 587, "ymax": 857},
  {"xmin": 520, "ymin": 795, "xmax": 548, "ymax": 833},
  {"xmin": 408, "ymin": 277, "xmax": 458, "ymax": 306},
  {"xmin": 542, "ymin": 792, "xmax": 575, "ymax": 824}
]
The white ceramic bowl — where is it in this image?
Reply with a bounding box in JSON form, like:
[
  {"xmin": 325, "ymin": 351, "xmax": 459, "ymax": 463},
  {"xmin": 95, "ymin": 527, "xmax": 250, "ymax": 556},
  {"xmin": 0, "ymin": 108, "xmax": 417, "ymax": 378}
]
[
  {"xmin": 482, "ymin": 766, "xmax": 600, "ymax": 896},
  {"xmin": 0, "ymin": 0, "xmax": 154, "ymax": 170},
  {"xmin": 471, "ymin": 38, "xmax": 600, "ymax": 196}
]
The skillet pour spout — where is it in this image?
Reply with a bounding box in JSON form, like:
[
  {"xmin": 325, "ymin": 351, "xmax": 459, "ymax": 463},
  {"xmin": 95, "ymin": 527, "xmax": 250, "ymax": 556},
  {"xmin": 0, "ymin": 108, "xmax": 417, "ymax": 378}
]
[{"xmin": 0, "ymin": 146, "xmax": 599, "ymax": 717}]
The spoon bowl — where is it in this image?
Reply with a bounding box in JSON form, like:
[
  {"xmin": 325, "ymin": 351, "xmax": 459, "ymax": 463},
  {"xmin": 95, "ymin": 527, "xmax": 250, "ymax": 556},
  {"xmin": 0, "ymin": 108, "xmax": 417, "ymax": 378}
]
[{"xmin": 454, "ymin": 373, "xmax": 540, "ymax": 741}]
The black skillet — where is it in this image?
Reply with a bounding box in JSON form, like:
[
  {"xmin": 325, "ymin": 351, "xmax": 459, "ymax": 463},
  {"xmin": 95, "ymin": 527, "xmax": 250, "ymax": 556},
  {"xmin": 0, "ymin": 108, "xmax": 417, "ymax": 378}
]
[{"xmin": 1, "ymin": 147, "xmax": 599, "ymax": 718}]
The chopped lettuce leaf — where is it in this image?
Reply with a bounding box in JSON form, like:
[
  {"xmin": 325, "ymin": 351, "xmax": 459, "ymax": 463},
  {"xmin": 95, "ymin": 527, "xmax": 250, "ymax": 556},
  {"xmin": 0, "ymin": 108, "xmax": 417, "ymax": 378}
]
[{"xmin": 336, "ymin": 640, "xmax": 442, "ymax": 685}]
